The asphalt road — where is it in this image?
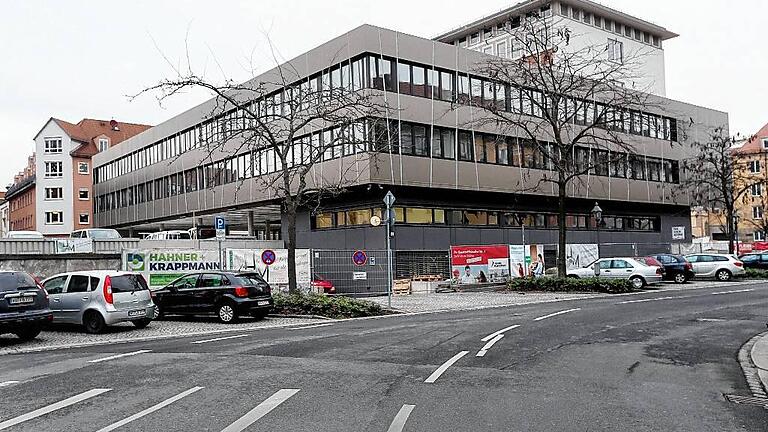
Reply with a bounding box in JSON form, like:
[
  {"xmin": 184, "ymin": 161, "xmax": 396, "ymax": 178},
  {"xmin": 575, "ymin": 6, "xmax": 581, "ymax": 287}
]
[{"xmin": 2, "ymin": 282, "xmax": 768, "ymax": 431}]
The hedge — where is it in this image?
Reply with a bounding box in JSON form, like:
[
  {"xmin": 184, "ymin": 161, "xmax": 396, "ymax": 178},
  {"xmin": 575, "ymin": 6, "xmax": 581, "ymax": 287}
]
[
  {"xmin": 506, "ymin": 277, "xmax": 635, "ymax": 294},
  {"xmin": 742, "ymin": 268, "xmax": 768, "ymax": 280},
  {"xmin": 273, "ymin": 293, "xmax": 387, "ymax": 319}
]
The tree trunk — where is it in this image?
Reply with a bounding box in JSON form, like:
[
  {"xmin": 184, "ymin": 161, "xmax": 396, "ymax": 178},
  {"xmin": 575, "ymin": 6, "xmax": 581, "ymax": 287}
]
[
  {"xmin": 557, "ymin": 177, "xmax": 568, "ymax": 278},
  {"xmin": 725, "ymin": 204, "xmax": 735, "ymax": 255},
  {"xmin": 284, "ymin": 202, "xmax": 298, "ymax": 294}
]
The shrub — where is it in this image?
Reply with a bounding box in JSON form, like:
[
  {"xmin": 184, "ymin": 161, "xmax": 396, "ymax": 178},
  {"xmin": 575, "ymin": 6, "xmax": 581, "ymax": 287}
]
[
  {"xmin": 742, "ymin": 268, "xmax": 768, "ymax": 280},
  {"xmin": 272, "ymin": 293, "xmax": 387, "ymax": 319},
  {"xmin": 506, "ymin": 277, "xmax": 634, "ymax": 294}
]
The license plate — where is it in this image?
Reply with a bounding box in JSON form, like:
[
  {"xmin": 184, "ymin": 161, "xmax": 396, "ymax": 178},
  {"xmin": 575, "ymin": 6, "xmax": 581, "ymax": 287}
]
[
  {"xmin": 128, "ymin": 310, "xmax": 146, "ymax": 317},
  {"xmin": 9, "ymin": 297, "xmax": 34, "ymax": 305},
  {"xmin": 257, "ymin": 300, "xmax": 270, "ymax": 306}
]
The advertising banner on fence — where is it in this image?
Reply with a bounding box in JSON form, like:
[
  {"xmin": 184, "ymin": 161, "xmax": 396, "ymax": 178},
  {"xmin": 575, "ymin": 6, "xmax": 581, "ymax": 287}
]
[
  {"xmin": 565, "ymin": 244, "xmax": 599, "ymax": 271},
  {"xmin": 55, "ymin": 239, "xmax": 93, "ymax": 254},
  {"xmin": 450, "ymin": 245, "xmax": 510, "ymax": 284},
  {"xmin": 509, "ymin": 245, "xmax": 545, "ymax": 277},
  {"xmin": 123, "ymin": 250, "xmax": 222, "ymax": 289},
  {"xmin": 227, "ymin": 249, "xmax": 312, "ymax": 285}
]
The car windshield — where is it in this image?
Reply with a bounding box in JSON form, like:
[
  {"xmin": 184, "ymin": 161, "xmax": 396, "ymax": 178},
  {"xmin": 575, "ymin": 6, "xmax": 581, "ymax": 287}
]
[
  {"xmin": 0, "ymin": 272, "xmax": 37, "ymax": 292},
  {"xmin": 110, "ymin": 275, "xmax": 149, "ymax": 292},
  {"xmin": 89, "ymin": 229, "xmax": 121, "ymax": 239}
]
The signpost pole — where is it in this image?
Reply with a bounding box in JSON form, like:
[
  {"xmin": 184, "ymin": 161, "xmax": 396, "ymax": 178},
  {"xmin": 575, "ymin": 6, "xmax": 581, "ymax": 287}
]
[
  {"xmin": 383, "ymin": 191, "xmax": 396, "ymax": 309},
  {"xmin": 215, "ymin": 216, "xmax": 227, "ymax": 270}
]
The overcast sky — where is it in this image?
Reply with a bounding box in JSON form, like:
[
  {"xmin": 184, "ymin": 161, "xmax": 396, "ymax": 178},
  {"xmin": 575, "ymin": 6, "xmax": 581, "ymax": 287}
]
[{"xmin": 1, "ymin": 1, "xmax": 765, "ymax": 187}]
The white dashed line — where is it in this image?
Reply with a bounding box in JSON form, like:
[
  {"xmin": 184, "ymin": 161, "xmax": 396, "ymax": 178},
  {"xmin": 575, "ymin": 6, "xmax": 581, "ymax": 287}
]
[
  {"xmin": 0, "ymin": 388, "xmax": 111, "ymax": 430},
  {"xmin": 480, "ymin": 324, "xmax": 520, "ymax": 342},
  {"xmin": 191, "ymin": 334, "xmax": 250, "ymax": 344},
  {"xmin": 476, "ymin": 334, "xmax": 504, "ymax": 357},
  {"xmin": 289, "ymin": 323, "xmax": 334, "ymax": 330},
  {"xmin": 0, "ymin": 381, "xmax": 19, "ymax": 388},
  {"xmin": 88, "ymin": 350, "xmax": 152, "ymax": 363},
  {"xmin": 617, "ymin": 296, "xmax": 693, "ymax": 304},
  {"xmin": 221, "ymin": 389, "xmax": 300, "ymax": 432},
  {"xmin": 386, "ymin": 404, "xmax": 416, "ymax": 432},
  {"xmin": 711, "ymin": 289, "xmax": 754, "ymax": 295},
  {"xmin": 424, "ymin": 351, "xmax": 469, "ymax": 383},
  {"xmin": 95, "ymin": 386, "xmax": 204, "ymax": 432},
  {"xmin": 533, "ymin": 308, "xmax": 581, "ymax": 321}
]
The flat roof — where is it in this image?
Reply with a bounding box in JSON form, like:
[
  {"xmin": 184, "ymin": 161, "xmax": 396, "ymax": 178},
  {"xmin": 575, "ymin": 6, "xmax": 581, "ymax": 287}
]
[{"xmin": 433, "ymin": 0, "xmax": 678, "ymax": 43}]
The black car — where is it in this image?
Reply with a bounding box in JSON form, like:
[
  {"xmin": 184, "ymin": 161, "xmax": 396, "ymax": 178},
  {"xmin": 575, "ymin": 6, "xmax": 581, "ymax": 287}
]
[
  {"xmin": 738, "ymin": 252, "xmax": 768, "ymax": 270},
  {"xmin": 0, "ymin": 271, "xmax": 53, "ymax": 341},
  {"xmin": 153, "ymin": 272, "xmax": 273, "ymax": 323},
  {"xmin": 649, "ymin": 254, "xmax": 695, "ymax": 284}
]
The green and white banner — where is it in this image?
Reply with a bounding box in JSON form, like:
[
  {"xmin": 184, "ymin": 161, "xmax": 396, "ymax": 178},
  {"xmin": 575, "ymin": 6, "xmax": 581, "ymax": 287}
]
[{"xmin": 123, "ymin": 250, "xmax": 223, "ymax": 289}]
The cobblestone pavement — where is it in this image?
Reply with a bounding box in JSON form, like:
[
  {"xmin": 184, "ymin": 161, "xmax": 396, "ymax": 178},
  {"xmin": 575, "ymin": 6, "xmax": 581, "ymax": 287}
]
[
  {"xmin": 369, "ymin": 279, "xmax": 768, "ymax": 313},
  {"xmin": 0, "ymin": 316, "xmax": 320, "ymax": 355}
]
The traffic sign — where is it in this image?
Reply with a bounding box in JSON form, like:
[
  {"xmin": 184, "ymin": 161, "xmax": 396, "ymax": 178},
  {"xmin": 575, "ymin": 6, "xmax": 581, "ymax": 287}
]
[
  {"xmin": 383, "ymin": 191, "xmax": 396, "ymax": 207},
  {"xmin": 261, "ymin": 249, "xmax": 276, "ymax": 266},
  {"xmin": 216, "ymin": 229, "xmax": 226, "ymax": 241},
  {"xmin": 352, "ymin": 250, "xmax": 368, "ymax": 266},
  {"xmin": 214, "ymin": 216, "xmax": 227, "ymax": 230}
]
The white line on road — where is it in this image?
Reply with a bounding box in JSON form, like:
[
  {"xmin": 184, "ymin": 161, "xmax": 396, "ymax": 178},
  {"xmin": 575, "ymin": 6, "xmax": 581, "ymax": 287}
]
[
  {"xmin": 95, "ymin": 386, "xmax": 204, "ymax": 432},
  {"xmin": 221, "ymin": 389, "xmax": 300, "ymax": 432},
  {"xmin": 88, "ymin": 350, "xmax": 152, "ymax": 363},
  {"xmin": 386, "ymin": 404, "xmax": 416, "ymax": 432},
  {"xmin": 476, "ymin": 334, "xmax": 504, "ymax": 357},
  {"xmin": 0, "ymin": 381, "xmax": 19, "ymax": 388},
  {"xmin": 0, "ymin": 388, "xmax": 111, "ymax": 430},
  {"xmin": 289, "ymin": 323, "xmax": 334, "ymax": 330},
  {"xmin": 618, "ymin": 295, "xmax": 694, "ymax": 304},
  {"xmin": 191, "ymin": 334, "xmax": 250, "ymax": 344},
  {"xmin": 712, "ymin": 289, "xmax": 755, "ymax": 295},
  {"xmin": 424, "ymin": 351, "xmax": 469, "ymax": 383},
  {"xmin": 480, "ymin": 324, "xmax": 520, "ymax": 342},
  {"xmin": 533, "ymin": 308, "xmax": 581, "ymax": 321}
]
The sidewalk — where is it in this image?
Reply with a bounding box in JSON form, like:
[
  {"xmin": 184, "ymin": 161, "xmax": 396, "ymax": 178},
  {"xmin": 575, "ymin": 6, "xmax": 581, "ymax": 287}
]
[{"xmin": 751, "ymin": 332, "xmax": 768, "ymax": 394}]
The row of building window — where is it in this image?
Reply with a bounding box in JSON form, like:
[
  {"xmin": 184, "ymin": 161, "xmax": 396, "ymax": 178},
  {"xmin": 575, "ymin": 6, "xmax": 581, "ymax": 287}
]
[
  {"xmin": 559, "ymin": 4, "xmax": 661, "ymax": 47},
  {"xmin": 94, "ymin": 53, "xmax": 679, "ymax": 184},
  {"xmin": 312, "ymin": 206, "xmax": 660, "ymax": 232},
  {"xmin": 43, "ymin": 187, "xmax": 90, "ymax": 201}
]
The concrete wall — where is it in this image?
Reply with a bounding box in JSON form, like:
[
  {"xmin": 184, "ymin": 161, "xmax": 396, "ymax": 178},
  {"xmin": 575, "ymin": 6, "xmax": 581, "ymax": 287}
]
[{"xmin": 0, "ymin": 254, "xmax": 121, "ymax": 280}]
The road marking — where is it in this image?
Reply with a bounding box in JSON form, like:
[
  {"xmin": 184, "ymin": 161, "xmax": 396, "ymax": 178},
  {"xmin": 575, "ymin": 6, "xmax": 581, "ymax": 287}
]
[
  {"xmin": 480, "ymin": 324, "xmax": 520, "ymax": 342},
  {"xmin": 386, "ymin": 404, "xmax": 416, "ymax": 432},
  {"xmin": 88, "ymin": 350, "xmax": 152, "ymax": 363},
  {"xmin": 696, "ymin": 318, "xmax": 726, "ymax": 322},
  {"xmin": 617, "ymin": 296, "xmax": 692, "ymax": 304},
  {"xmin": 476, "ymin": 334, "xmax": 504, "ymax": 357},
  {"xmin": 0, "ymin": 381, "xmax": 19, "ymax": 388},
  {"xmin": 533, "ymin": 308, "xmax": 581, "ymax": 321},
  {"xmin": 0, "ymin": 388, "xmax": 111, "ymax": 430},
  {"xmin": 95, "ymin": 386, "xmax": 204, "ymax": 432},
  {"xmin": 424, "ymin": 351, "xmax": 469, "ymax": 383},
  {"xmin": 289, "ymin": 323, "xmax": 334, "ymax": 330},
  {"xmin": 191, "ymin": 334, "xmax": 250, "ymax": 344},
  {"xmin": 221, "ymin": 389, "xmax": 300, "ymax": 432},
  {"xmin": 712, "ymin": 289, "xmax": 754, "ymax": 295}
]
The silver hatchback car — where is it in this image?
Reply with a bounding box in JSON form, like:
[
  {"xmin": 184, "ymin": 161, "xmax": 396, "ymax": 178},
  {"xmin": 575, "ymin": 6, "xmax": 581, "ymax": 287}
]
[{"xmin": 42, "ymin": 271, "xmax": 155, "ymax": 334}]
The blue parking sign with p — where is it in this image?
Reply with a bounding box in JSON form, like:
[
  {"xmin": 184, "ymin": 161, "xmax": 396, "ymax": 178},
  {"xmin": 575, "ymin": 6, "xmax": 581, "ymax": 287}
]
[{"xmin": 215, "ymin": 216, "xmax": 226, "ymax": 230}]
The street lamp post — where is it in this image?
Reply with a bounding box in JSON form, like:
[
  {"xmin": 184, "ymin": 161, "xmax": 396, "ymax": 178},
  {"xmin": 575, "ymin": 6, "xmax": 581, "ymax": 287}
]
[{"xmin": 591, "ymin": 202, "xmax": 603, "ymax": 258}]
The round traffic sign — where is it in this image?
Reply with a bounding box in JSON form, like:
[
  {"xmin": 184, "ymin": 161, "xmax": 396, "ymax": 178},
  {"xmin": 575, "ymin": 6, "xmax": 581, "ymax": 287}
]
[
  {"xmin": 261, "ymin": 249, "xmax": 276, "ymax": 266},
  {"xmin": 352, "ymin": 250, "xmax": 368, "ymax": 266}
]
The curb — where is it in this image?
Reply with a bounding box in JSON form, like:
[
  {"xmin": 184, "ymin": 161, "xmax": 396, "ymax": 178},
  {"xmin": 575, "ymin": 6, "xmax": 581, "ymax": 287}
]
[{"xmin": 738, "ymin": 331, "xmax": 768, "ymax": 398}]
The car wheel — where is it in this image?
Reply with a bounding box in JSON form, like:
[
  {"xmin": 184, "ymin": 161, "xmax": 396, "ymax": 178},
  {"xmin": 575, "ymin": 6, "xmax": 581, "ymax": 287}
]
[
  {"xmin": 716, "ymin": 269, "xmax": 732, "ymax": 282},
  {"xmin": 132, "ymin": 318, "xmax": 152, "ymax": 329},
  {"xmin": 154, "ymin": 305, "xmax": 164, "ymax": 320},
  {"xmin": 629, "ymin": 276, "xmax": 646, "ymax": 289},
  {"xmin": 673, "ymin": 273, "xmax": 687, "ymax": 284},
  {"xmin": 83, "ymin": 311, "xmax": 106, "ymax": 334},
  {"xmin": 14, "ymin": 326, "xmax": 42, "ymax": 341},
  {"xmin": 217, "ymin": 302, "xmax": 238, "ymax": 324}
]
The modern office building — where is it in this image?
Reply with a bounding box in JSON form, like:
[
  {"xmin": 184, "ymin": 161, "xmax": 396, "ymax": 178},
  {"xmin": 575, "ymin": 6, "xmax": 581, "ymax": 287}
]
[
  {"xmin": 32, "ymin": 118, "xmax": 150, "ymax": 237},
  {"xmin": 93, "ymin": 1, "xmax": 727, "ymax": 264}
]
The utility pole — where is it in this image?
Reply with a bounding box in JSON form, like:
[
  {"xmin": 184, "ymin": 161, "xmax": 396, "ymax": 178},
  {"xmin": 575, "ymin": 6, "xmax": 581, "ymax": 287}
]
[{"xmin": 383, "ymin": 191, "xmax": 396, "ymax": 309}]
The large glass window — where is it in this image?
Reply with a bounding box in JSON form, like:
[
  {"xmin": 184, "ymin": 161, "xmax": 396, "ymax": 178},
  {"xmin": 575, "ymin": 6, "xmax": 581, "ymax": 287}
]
[{"xmin": 398, "ymin": 62, "xmax": 411, "ymax": 95}]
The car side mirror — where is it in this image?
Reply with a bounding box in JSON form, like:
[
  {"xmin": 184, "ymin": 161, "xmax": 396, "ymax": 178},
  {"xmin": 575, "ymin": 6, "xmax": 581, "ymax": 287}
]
[
  {"xmin": 593, "ymin": 263, "xmax": 601, "ymax": 276},
  {"xmin": 168, "ymin": 286, "xmax": 178, "ymax": 293}
]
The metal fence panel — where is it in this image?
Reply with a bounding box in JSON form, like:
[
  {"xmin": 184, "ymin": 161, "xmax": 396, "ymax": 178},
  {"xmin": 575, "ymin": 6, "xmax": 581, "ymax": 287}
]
[
  {"xmin": 395, "ymin": 251, "xmax": 450, "ymax": 279},
  {"xmin": 311, "ymin": 250, "xmax": 389, "ymax": 297}
]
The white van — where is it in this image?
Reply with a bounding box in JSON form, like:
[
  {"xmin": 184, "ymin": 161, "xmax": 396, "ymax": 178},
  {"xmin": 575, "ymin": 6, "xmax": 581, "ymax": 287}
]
[
  {"xmin": 145, "ymin": 230, "xmax": 192, "ymax": 240},
  {"xmin": 4, "ymin": 231, "xmax": 44, "ymax": 239},
  {"xmin": 70, "ymin": 229, "xmax": 122, "ymax": 239}
]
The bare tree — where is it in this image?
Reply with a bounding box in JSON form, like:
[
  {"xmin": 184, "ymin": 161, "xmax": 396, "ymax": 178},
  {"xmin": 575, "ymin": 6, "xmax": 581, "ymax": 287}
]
[
  {"xmin": 683, "ymin": 128, "xmax": 765, "ymax": 254},
  {"xmin": 135, "ymin": 46, "xmax": 388, "ymax": 293},
  {"xmin": 464, "ymin": 14, "xmax": 664, "ymax": 276}
]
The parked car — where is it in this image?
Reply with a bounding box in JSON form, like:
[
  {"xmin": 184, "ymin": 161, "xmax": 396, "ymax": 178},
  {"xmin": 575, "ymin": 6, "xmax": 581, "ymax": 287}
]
[
  {"xmin": 311, "ymin": 275, "xmax": 336, "ymax": 295},
  {"xmin": 647, "ymin": 254, "xmax": 695, "ymax": 284},
  {"xmin": 0, "ymin": 271, "xmax": 52, "ymax": 341},
  {"xmin": 685, "ymin": 253, "xmax": 744, "ymax": 281},
  {"xmin": 4, "ymin": 231, "xmax": 44, "ymax": 240},
  {"xmin": 153, "ymin": 272, "xmax": 273, "ymax": 323},
  {"xmin": 568, "ymin": 257, "xmax": 663, "ymax": 289},
  {"xmin": 738, "ymin": 252, "xmax": 768, "ymax": 270},
  {"xmin": 70, "ymin": 229, "xmax": 121, "ymax": 239},
  {"xmin": 41, "ymin": 271, "xmax": 155, "ymax": 334}
]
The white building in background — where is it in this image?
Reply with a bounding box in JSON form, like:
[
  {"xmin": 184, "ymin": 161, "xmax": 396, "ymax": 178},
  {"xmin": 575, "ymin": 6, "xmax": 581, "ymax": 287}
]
[
  {"xmin": 32, "ymin": 118, "xmax": 151, "ymax": 237},
  {"xmin": 0, "ymin": 198, "xmax": 8, "ymax": 238},
  {"xmin": 434, "ymin": 0, "xmax": 677, "ymax": 96}
]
